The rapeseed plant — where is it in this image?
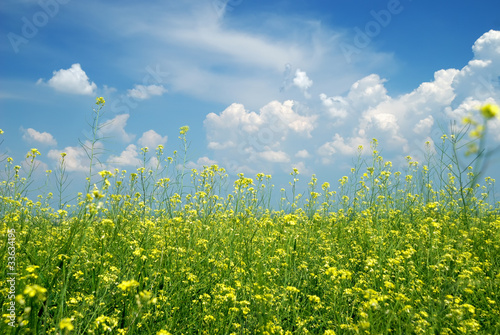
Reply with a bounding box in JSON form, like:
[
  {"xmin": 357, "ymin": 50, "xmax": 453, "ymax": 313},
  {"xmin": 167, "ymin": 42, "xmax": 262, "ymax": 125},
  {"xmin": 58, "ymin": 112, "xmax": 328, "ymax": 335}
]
[{"xmin": 1, "ymin": 101, "xmax": 499, "ymax": 334}]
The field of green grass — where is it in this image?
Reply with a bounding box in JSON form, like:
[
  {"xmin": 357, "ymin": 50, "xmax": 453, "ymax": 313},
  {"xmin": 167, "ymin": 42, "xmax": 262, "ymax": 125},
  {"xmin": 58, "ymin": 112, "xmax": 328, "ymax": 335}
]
[{"xmin": 1, "ymin": 100, "xmax": 500, "ymax": 334}]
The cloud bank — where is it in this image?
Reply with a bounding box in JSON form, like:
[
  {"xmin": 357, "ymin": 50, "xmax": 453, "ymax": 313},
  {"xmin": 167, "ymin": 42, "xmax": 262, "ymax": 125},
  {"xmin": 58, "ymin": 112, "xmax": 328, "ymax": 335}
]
[{"xmin": 204, "ymin": 30, "xmax": 500, "ymax": 175}]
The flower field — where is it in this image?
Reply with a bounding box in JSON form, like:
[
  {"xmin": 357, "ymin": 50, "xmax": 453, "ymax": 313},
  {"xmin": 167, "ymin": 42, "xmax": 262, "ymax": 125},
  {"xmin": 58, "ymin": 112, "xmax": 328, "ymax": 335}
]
[{"xmin": 1, "ymin": 101, "xmax": 500, "ymax": 334}]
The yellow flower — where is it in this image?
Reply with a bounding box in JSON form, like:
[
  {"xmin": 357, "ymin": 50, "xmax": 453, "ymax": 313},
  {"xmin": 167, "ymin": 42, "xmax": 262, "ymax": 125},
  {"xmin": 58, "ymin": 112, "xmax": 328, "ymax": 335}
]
[
  {"xmin": 179, "ymin": 125, "xmax": 189, "ymax": 135},
  {"xmin": 93, "ymin": 189, "xmax": 104, "ymax": 199},
  {"xmin": 285, "ymin": 286, "xmax": 300, "ymax": 294},
  {"xmin": 0, "ymin": 129, "xmax": 3, "ymax": 134},
  {"xmin": 59, "ymin": 318, "xmax": 74, "ymax": 331},
  {"xmin": 470, "ymin": 125, "xmax": 484, "ymax": 138},
  {"xmin": 23, "ymin": 284, "xmax": 47, "ymax": 299},
  {"xmin": 465, "ymin": 143, "xmax": 479, "ymax": 156},
  {"xmin": 98, "ymin": 170, "xmax": 113, "ymax": 178},
  {"xmin": 26, "ymin": 148, "xmax": 41, "ymax": 158},
  {"xmin": 203, "ymin": 315, "xmax": 216, "ymax": 323},
  {"xmin": 308, "ymin": 295, "xmax": 321, "ymax": 304},
  {"xmin": 462, "ymin": 115, "xmax": 477, "ymax": 125},
  {"xmin": 26, "ymin": 265, "xmax": 39, "ymax": 273},
  {"xmin": 480, "ymin": 103, "xmax": 499, "ymax": 119},
  {"xmin": 96, "ymin": 97, "xmax": 106, "ymax": 105},
  {"xmin": 118, "ymin": 280, "xmax": 139, "ymax": 291},
  {"xmin": 384, "ymin": 281, "xmax": 395, "ymax": 289}
]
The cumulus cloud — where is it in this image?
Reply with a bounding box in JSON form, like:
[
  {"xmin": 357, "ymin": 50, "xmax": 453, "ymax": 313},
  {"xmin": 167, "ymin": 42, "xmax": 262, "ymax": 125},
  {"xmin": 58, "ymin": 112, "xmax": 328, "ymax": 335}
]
[
  {"xmin": 290, "ymin": 161, "xmax": 310, "ymax": 176},
  {"xmin": 99, "ymin": 114, "xmax": 135, "ymax": 142},
  {"xmin": 21, "ymin": 127, "xmax": 57, "ymax": 145},
  {"xmin": 259, "ymin": 150, "xmax": 290, "ymax": 163},
  {"xmin": 295, "ymin": 72, "xmax": 311, "ymax": 87},
  {"xmin": 204, "ymin": 29, "xmax": 500, "ymax": 173},
  {"xmin": 472, "ymin": 29, "xmax": 500, "ymax": 62},
  {"xmin": 451, "ymin": 30, "xmax": 500, "ymax": 103},
  {"xmin": 295, "ymin": 149, "xmax": 310, "ymax": 158},
  {"xmin": 205, "ymin": 100, "xmax": 315, "ymax": 145},
  {"xmin": 201, "ymin": 30, "xmax": 500, "ymax": 178},
  {"xmin": 204, "ymin": 100, "xmax": 317, "ymax": 173},
  {"xmin": 48, "ymin": 141, "xmax": 103, "ymax": 172},
  {"xmin": 138, "ymin": 130, "xmax": 168, "ymax": 149},
  {"xmin": 186, "ymin": 156, "xmax": 219, "ymax": 171},
  {"xmin": 315, "ymin": 30, "xmax": 500, "ymax": 166},
  {"xmin": 39, "ymin": 63, "xmax": 97, "ymax": 95},
  {"xmin": 444, "ymin": 97, "xmax": 500, "ymax": 141},
  {"xmin": 127, "ymin": 84, "xmax": 167, "ymax": 100},
  {"xmin": 318, "ymin": 134, "xmax": 369, "ymax": 157},
  {"xmin": 316, "ymin": 70, "xmax": 457, "ymax": 161},
  {"xmin": 413, "ymin": 116, "xmax": 434, "ymax": 135},
  {"xmin": 107, "ymin": 144, "xmax": 142, "ymax": 167},
  {"xmin": 293, "ymin": 69, "xmax": 313, "ymax": 98},
  {"xmin": 319, "ymin": 94, "xmax": 349, "ymax": 119},
  {"xmin": 320, "ymin": 74, "xmax": 390, "ymax": 123}
]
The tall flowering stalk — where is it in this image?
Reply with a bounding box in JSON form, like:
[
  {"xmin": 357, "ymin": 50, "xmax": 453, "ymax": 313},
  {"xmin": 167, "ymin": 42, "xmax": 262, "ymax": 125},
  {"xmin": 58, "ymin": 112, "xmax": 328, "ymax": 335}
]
[{"xmin": 83, "ymin": 97, "xmax": 106, "ymax": 196}]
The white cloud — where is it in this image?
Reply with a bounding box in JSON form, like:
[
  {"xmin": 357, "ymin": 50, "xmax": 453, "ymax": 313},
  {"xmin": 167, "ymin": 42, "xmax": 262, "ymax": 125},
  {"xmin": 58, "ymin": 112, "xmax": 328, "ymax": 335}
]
[
  {"xmin": 85, "ymin": 2, "xmax": 392, "ymax": 109},
  {"xmin": 201, "ymin": 30, "xmax": 500, "ymax": 176},
  {"xmin": 205, "ymin": 100, "xmax": 314, "ymax": 148},
  {"xmin": 207, "ymin": 140, "xmax": 236, "ymax": 150},
  {"xmin": 48, "ymin": 141, "xmax": 103, "ymax": 172},
  {"xmin": 488, "ymin": 116, "xmax": 500, "ymax": 142},
  {"xmin": 107, "ymin": 144, "xmax": 141, "ymax": 167},
  {"xmin": 40, "ymin": 63, "xmax": 97, "ymax": 95},
  {"xmin": 289, "ymin": 161, "xmax": 310, "ymax": 176},
  {"xmin": 319, "ymin": 74, "xmax": 389, "ymax": 122},
  {"xmin": 450, "ymin": 30, "xmax": 500, "ymax": 104},
  {"xmin": 295, "ymin": 149, "xmax": 310, "ymax": 158},
  {"xmin": 259, "ymin": 150, "xmax": 290, "ymax": 163},
  {"xmin": 204, "ymin": 100, "xmax": 317, "ymax": 173},
  {"xmin": 373, "ymin": 113, "xmax": 399, "ymax": 132},
  {"xmin": 318, "ymin": 134, "xmax": 369, "ymax": 158},
  {"xmin": 36, "ymin": 25, "xmax": 497, "ymax": 183},
  {"xmin": 138, "ymin": 130, "xmax": 168, "ymax": 149},
  {"xmin": 21, "ymin": 127, "xmax": 57, "ymax": 145},
  {"xmin": 313, "ymin": 30, "xmax": 500, "ymax": 167},
  {"xmin": 293, "ymin": 69, "xmax": 313, "ymax": 98},
  {"xmin": 99, "ymin": 114, "xmax": 135, "ymax": 142},
  {"xmin": 316, "ymin": 67, "xmax": 460, "ymax": 160},
  {"xmin": 414, "ymin": 116, "xmax": 434, "ymax": 135},
  {"xmin": 445, "ymin": 96, "xmax": 500, "ymax": 135},
  {"xmin": 127, "ymin": 84, "xmax": 167, "ymax": 100},
  {"xmin": 472, "ymin": 29, "xmax": 500, "ymax": 62},
  {"xmin": 186, "ymin": 156, "xmax": 219, "ymax": 171},
  {"xmin": 348, "ymin": 74, "xmax": 389, "ymax": 107},
  {"xmin": 319, "ymin": 94, "xmax": 348, "ymax": 119}
]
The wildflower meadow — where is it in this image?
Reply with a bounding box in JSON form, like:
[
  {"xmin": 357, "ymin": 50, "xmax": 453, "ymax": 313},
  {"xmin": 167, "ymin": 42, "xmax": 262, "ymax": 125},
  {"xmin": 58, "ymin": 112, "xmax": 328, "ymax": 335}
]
[{"xmin": 1, "ymin": 99, "xmax": 500, "ymax": 334}]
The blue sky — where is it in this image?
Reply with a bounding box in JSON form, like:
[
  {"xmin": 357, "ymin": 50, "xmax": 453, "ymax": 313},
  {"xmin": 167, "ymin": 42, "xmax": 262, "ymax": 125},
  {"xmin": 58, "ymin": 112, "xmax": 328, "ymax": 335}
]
[{"xmin": 1, "ymin": 0, "xmax": 500, "ymax": 202}]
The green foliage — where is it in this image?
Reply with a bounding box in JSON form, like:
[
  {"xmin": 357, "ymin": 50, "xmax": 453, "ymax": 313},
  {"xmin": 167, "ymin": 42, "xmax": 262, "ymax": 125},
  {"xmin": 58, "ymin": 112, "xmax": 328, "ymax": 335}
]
[{"xmin": 1, "ymin": 101, "xmax": 499, "ymax": 334}]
